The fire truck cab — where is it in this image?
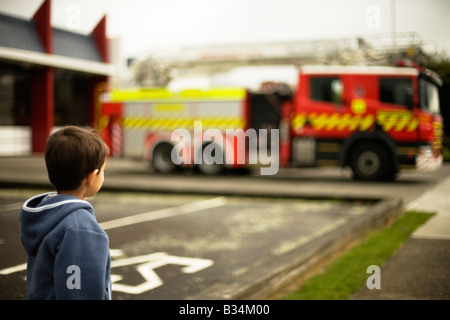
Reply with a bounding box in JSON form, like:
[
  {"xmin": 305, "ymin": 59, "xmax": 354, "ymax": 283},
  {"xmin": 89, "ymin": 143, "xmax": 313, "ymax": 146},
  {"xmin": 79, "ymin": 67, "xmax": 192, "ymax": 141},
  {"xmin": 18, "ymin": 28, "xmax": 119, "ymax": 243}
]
[{"xmin": 288, "ymin": 64, "xmax": 443, "ymax": 180}]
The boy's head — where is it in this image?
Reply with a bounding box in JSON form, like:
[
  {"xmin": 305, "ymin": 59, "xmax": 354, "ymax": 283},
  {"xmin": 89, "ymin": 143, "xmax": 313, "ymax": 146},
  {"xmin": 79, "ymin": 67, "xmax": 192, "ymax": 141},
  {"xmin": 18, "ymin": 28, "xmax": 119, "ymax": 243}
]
[{"xmin": 45, "ymin": 126, "xmax": 110, "ymax": 192}]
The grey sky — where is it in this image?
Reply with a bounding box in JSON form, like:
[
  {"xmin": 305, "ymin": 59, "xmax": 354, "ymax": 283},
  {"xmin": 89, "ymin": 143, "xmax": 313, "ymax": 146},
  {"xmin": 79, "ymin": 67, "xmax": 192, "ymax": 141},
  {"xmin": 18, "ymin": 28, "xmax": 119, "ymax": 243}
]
[{"xmin": 1, "ymin": 0, "xmax": 449, "ymax": 58}]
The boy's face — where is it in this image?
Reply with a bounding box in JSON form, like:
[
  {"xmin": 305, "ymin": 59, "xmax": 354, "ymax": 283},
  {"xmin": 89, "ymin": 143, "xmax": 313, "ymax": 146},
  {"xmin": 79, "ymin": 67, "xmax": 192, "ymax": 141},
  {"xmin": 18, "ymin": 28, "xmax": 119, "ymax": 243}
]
[{"xmin": 86, "ymin": 161, "xmax": 106, "ymax": 198}]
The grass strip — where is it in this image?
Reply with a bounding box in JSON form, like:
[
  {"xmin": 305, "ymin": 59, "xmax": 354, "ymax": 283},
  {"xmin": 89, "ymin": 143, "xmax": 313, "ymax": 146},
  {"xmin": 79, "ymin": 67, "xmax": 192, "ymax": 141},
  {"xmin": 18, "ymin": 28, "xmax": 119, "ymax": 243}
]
[{"xmin": 282, "ymin": 210, "xmax": 435, "ymax": 300}]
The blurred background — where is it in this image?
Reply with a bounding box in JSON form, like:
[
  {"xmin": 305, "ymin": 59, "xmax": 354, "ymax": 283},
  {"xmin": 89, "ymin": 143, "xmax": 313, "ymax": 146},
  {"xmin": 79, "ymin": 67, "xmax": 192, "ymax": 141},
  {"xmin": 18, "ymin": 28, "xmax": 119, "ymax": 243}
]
[{"xmin": 0, "ymin": 0, "xmax": 449, "ymax": 156}]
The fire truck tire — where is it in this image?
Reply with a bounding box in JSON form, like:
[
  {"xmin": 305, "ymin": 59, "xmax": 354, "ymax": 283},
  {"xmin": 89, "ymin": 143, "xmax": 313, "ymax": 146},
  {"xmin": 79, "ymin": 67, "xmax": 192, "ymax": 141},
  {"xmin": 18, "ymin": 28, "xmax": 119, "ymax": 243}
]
[
  {"xmin": 198, "ymin": 143, "xmax": 225, "ymax": 175},
  {"xmin": 349, "ymin": 142, "xmax": 394, "ymax": 181},
  {"xmin": 152, "ymin": 143, "xmax": 177, "ymax": 173}
]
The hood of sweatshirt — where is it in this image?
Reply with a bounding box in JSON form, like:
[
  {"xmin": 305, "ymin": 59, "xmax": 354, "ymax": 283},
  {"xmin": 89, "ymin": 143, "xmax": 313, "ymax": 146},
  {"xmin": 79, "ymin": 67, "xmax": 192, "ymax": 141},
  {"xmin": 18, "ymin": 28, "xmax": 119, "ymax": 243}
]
[{"xmin": 19, "ymin": 192, "xmax": 95, "ymax": 256}]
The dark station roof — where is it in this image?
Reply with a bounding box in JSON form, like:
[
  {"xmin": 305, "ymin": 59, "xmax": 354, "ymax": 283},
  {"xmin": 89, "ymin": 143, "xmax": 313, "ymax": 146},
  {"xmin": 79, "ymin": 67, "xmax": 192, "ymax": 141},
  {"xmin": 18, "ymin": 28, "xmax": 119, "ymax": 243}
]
[
  {"xmin": 0, "ymin": 11, "xmax": 101, "ymax": 62},
  {"xmin": 0, "ymin": 12, "xmax": 45, "ymax": 53},
  {"xmin": 53, "ymin": 27, "xmax": 101, "ymax": 62}
]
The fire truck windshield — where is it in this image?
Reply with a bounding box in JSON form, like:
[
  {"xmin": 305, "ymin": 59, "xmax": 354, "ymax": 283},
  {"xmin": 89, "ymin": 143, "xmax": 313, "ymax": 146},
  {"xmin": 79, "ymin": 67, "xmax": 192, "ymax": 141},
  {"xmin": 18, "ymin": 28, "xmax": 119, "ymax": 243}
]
[{"xmin": 420, "ymin": 79, "xmax": 440, "ymax": 114}]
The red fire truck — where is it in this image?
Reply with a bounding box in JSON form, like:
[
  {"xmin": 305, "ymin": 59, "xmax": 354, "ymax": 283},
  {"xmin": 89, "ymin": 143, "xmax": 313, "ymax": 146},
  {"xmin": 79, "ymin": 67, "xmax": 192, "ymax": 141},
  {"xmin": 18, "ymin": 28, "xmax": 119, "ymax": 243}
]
[{"xmin": 100, "ymin": 62, "xmax": 443, "ymax": 181}]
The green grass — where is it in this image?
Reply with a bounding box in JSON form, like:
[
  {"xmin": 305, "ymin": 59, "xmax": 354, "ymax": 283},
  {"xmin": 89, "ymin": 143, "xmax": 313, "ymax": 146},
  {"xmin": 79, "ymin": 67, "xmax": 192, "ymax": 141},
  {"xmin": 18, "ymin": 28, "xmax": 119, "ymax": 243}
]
[
  {"xmin": 282, "ymin": 210, "xmax": 435, "ymax": 300},
  {"xmin": 443, "ymin": 147, "xmax": 450, "ymax": 162}
]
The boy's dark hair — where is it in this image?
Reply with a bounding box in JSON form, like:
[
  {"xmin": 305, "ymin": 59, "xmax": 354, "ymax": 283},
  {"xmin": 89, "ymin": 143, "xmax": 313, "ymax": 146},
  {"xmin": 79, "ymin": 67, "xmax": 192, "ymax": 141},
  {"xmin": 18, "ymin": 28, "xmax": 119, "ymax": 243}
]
[{"xmin": 45, "ymin": 126, "xmax": 110, "ymax": 191}]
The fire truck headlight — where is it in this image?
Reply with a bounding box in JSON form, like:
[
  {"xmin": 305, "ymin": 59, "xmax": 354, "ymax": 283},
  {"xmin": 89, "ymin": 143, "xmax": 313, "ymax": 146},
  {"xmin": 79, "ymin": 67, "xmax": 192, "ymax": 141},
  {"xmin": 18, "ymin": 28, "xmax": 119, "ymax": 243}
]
[{"xmin": 418, "ymin": 145, "xmax": 432, "ymax": 157}]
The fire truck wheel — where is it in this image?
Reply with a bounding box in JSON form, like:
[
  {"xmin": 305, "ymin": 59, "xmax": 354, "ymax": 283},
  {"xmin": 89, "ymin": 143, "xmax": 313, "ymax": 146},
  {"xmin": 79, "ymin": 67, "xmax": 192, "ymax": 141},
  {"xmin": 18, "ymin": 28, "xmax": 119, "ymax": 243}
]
[
  {"xmin": 350, "ymin": 142, "xmax": 394, "ymax": 181},
  {"xmin": 152, "ymin": 143, "xmax": 177, "ymax": 173},
  {"xmin": 198, "ymin": 143, "xmax": 225, "ymax": 175}
]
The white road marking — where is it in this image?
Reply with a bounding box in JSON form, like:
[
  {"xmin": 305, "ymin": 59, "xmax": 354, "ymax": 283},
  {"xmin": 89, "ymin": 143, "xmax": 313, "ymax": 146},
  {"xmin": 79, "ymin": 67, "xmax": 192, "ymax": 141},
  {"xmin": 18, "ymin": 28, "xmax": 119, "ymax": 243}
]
[
  {"xmin": 99, "ymin": 196, "xmax": 228, "ymax": 231},
  {"xmin": 110, "ymin": 252, "xmax": 214, "ymax": 294},
  {"xmin": 109, "ymin": 248, "xmax": 125, "ymax": 257},
  {"xmin": 0, "ymin": 263, "xmax": 27, "ymax": 275},
  {"xmin": 0, "ymin": 202, "xmax": 23, "ymax": 212}
]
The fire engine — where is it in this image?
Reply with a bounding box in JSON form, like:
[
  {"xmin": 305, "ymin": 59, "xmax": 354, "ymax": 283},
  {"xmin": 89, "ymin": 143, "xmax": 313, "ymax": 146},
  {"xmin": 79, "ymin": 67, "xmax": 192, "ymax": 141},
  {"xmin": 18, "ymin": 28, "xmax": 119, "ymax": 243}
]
[{"xmin": 100, "ymin": 62, "xmax": 443, "ymax": 181}]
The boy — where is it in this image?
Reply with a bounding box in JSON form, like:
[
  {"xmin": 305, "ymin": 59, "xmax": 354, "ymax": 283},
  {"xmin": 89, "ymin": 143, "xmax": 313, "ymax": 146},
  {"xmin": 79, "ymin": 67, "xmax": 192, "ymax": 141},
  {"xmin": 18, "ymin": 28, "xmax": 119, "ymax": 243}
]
[{"xmin": 19, "ymin": 126, "xmax": 111, "ymax": 299}]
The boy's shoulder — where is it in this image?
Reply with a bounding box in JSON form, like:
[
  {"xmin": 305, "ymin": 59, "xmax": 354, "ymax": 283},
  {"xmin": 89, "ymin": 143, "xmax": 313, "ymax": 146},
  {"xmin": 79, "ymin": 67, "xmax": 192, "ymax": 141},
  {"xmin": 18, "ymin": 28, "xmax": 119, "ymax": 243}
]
[
  {"xmin": 62, "ymin": 205, "xmax": 98, "ymax": 228},
  {"xmin": 54, "ymin": 200, "xmax": 104, "ymax": 235}
]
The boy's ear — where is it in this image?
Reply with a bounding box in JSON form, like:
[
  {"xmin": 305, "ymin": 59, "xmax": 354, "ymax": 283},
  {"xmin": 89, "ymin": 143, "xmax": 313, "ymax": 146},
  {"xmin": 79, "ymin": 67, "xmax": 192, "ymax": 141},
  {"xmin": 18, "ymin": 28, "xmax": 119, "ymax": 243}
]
[{"xmin": 86, "ymin": 169, "xmax": 99, "ymax": 186}]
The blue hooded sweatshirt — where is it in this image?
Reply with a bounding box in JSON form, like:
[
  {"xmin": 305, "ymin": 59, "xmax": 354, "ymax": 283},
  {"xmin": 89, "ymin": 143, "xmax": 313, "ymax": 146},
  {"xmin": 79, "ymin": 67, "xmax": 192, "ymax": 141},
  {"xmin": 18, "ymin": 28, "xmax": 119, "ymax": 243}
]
[{"xmin": 20, "ymin": 192, "xmax": 111, "ymax": 300}]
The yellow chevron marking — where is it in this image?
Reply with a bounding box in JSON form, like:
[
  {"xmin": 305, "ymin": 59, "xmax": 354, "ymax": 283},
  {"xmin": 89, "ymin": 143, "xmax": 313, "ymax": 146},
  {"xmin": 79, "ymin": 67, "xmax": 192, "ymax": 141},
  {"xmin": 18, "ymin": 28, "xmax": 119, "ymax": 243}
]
[
  {"xmin": 122, "ymin": 117, "xmax": 245, "ymax": 131},
  {"xmin": 291, "ymin": 111, "xmax": 418, "ymax": 133}
]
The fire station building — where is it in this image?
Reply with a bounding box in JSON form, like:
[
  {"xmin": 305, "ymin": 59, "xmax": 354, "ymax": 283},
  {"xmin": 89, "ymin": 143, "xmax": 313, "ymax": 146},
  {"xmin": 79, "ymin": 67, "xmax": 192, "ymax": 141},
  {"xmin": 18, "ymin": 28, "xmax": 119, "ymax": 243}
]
[{"xmin": 0, "ymin": 0, "xmax": 113, "ymax": 155}]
